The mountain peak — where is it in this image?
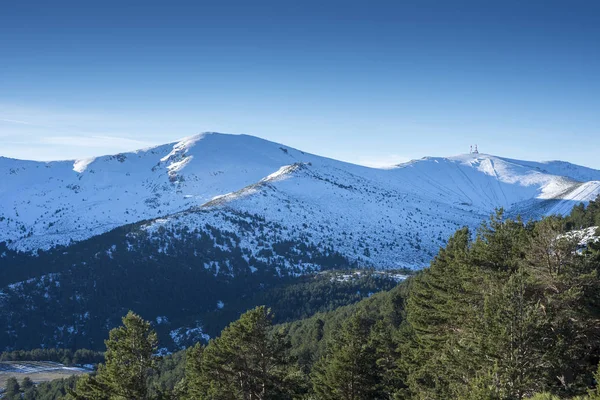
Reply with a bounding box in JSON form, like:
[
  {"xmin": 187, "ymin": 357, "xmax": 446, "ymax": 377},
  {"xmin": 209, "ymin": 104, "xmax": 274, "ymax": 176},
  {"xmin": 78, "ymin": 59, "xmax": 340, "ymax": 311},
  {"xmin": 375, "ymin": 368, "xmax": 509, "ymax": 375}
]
[{"xmin": 2, "ymin": 133, "xmax": 600, "ymax": 254}]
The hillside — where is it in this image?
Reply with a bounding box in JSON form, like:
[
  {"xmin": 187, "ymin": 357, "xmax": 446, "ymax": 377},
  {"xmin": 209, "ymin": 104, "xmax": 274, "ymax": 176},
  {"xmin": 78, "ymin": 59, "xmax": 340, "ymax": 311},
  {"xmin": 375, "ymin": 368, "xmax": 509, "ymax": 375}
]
[
  {"xmin": 2, "ymin": 132, "xmax": 599, "ymax": 268},
  {"xmin": 2, "ymin": 133, "xmax": 600, "ymax": 351}
]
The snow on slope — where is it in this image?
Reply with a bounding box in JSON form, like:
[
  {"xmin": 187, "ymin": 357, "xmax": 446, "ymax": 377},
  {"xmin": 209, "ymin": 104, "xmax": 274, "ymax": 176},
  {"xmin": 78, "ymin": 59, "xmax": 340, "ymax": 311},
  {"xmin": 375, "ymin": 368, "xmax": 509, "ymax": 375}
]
[
  {"xmin": 0, "ymin": 133, "xmax": 323, "ymax": 250},
  {"xmin": 142, "ymin": 162, "xmax": 479, "ymax": 268},
  {"xmin": 1, "ymin": 132, "xmax": 599, "ymax": 268},
  {"xmin": 393, "ymin": 154, "xmax": 600, "ymax": 210}
]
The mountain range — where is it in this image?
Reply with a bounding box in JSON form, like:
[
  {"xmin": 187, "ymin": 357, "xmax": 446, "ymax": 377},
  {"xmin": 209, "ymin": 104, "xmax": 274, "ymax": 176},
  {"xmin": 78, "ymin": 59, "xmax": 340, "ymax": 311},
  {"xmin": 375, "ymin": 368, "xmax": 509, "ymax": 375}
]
[
  {"xmin": 2, "ymin": 132, "xmax": 600, "ymax": 267},
  {"xmin": 1, "ymin": 132, "xmax": 600, "ymax": 350}
]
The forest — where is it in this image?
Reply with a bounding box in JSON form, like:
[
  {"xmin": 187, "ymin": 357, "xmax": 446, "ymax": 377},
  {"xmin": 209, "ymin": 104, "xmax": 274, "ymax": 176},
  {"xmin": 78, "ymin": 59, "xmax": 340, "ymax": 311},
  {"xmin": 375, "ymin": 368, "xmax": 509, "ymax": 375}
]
[{"xmin": 4, "ymin": 197, "xmax": 600, "ymax": 399}]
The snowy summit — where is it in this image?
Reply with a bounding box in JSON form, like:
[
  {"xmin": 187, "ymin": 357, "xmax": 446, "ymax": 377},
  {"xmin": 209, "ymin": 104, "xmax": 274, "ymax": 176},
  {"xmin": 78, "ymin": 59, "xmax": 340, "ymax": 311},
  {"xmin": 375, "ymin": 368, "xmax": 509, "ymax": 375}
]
[{"xmin": 1, "ymin": 132, "xmax": 599, "ymax": 268}]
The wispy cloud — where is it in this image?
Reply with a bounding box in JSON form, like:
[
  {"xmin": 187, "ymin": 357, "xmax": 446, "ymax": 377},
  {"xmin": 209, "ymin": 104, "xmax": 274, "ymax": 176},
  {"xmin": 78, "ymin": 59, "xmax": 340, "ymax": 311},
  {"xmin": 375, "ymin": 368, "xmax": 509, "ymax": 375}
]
[
  {"xmin": 0, "ymin": 118, "xmax": 35, "ymax": 125},
  {"xmin": 40, "ymin": 135, "xmax": 156, "ymax": 150},
  {"xmin": 0, "ymin": 103, "xmax": 168, "ymax": 160}
]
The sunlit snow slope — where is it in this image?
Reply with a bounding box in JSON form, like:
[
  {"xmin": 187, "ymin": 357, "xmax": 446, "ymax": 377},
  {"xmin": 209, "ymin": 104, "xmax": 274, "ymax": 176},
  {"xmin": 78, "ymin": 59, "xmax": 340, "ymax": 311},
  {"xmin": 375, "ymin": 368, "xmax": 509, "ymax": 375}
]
[{"xmin": 1, "ymin": 132, "xmax": 599, "ymax": 267}]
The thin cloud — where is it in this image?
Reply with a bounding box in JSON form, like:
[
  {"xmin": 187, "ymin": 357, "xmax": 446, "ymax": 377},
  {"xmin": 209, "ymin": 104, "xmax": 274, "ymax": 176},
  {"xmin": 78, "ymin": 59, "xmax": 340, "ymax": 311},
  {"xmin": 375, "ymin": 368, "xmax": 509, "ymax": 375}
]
[
  {"xmin": 0, "ymin": 118, "xmax": 35, "ymax": 125},
  {"xmin": 40, "ymin": 135, "xmax": 157, "ymax": 150}
]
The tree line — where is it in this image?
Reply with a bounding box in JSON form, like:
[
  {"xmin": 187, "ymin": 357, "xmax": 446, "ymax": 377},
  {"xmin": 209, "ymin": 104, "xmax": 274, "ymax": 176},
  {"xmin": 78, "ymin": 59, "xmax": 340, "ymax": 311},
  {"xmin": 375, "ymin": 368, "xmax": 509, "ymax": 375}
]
[
  {"xmin": 7, "ymin": 197, "xmax": 600, "ymax": 399},
  {"xmin": 0, "ymin": 349, "xmax": 103, "ymax": 366}
]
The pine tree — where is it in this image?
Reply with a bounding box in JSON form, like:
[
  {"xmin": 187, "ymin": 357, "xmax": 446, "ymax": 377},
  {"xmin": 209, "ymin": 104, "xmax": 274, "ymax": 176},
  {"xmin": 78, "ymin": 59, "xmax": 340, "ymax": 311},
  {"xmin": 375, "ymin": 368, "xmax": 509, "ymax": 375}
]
[
  {"xmin": 20, "ymin": 376, "xmax": 36, "ymax": 400},
  {"xmin": 471, "ymin": 208, "xmax": 527, "ymax": 273},
  {"xmin": 70, "ymin": 372, "xmax": 111, "ymax": 400},
  {"xmin": 370, "ymin": 319, "xmax": 406, "ymax": 398},
  {"xmin": 182, "ymin": 342, "xmax": 209, "ymax": 399},
  {"xmin": 185, "ymin": 306, "xmax": 302, "ymax": 400},
  {"xmin": 403, "ymin": 212, "xmax": 600, "ymax": 398},
  {"xmin": 403, "ymin": 227, "xmax": 481, "ymax": 398},
  {"xmin": 524, "ymin": 218, "xmax": 600, "ymax": 393},
  {"xmin": 477, "ymin": 268, "xmax": 548, "ymax": 399},
  {"xmin": 69, "ymin": 311, "xmax": 159, "ymax": 400},
  {"xmin": 4, "ymin": 377, "xmax": 20, "ymax": 400},
  {"xmin": 21, "ymin": 376, "xmax": 34, "ymax": 391},
  {"xmin": 311, "ymin": 313, "xmax": 382, "ymax": 400},
  {"xmin": 526, "ymin": 216, "xmax": 577, "ymax": 279}
]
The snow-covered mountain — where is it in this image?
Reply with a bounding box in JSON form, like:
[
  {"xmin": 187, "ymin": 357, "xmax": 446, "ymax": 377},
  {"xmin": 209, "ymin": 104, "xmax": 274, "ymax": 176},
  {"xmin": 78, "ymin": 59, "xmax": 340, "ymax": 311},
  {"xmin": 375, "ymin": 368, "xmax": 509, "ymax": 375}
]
[
  {"xmin": 3, "ymin": 132, "xmax": 600, "ymax": 351},
  {"xmin": 1, "ymin": 132, "xmax": 600, "ymax": 268}
]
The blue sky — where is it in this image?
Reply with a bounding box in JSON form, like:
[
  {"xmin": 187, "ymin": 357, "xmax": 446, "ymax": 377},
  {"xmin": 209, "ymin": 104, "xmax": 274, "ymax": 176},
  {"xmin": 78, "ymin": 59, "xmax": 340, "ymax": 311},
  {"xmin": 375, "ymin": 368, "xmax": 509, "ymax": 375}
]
[{"xmin": 1, "ymin": 0, "xmax": 599, "ymax": 167}]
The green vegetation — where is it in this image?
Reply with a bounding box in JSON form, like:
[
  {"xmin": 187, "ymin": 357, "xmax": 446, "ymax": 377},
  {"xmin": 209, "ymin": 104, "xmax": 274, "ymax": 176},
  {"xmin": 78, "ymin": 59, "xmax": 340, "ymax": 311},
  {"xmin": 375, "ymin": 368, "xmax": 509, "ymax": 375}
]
[
  {"xmin": 0, "ymin": 349, "xmax": 104, "ymax": 366},
  {"xmin": 6, "ymin": 197, "xmax": 600, "ymax": 399},
  {"xmin": 182, "ymin": 306, "xmax": 305, "ymax": 399},
  {"xmin": 1, "ymin": 376, "xmax": 80, "ymax": 400},
  {"xmin": 67, "ymin": 311, "xmax": 160, "ymax": 400},
  {"xmin": 0, "ymin": 212, "xmax": 399, "ymax": 351}
]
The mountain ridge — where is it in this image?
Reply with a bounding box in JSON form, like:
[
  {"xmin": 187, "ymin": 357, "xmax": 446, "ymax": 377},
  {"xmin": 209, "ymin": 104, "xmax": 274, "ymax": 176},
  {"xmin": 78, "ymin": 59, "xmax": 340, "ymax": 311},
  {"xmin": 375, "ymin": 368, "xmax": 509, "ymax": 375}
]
[
  {"xmin": 1, "ymin": 132, "xmax": 600, "ymax": 267},
  {"xmin": 0, "ymin": 132, "xmax": 600, "ymax": 262},
  {"xmin": 2, "ymin": 132, "xmax": 600, "ymax": 350}
]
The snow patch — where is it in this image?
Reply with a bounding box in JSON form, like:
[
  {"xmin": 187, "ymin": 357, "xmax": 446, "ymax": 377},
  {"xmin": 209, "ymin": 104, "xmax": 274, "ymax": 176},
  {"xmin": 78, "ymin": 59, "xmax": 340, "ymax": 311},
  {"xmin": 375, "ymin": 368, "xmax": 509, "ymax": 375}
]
[
  {"xmin": 160, "ymin": 134, "xmax": 203, "ymax": 162},
  {"xmin": 73, "ymin": 157, "xmax": 95, "ymax": 173},
  {"xmin": 170, "ymin": 324, "xmax": 211, "ymax": 348}
]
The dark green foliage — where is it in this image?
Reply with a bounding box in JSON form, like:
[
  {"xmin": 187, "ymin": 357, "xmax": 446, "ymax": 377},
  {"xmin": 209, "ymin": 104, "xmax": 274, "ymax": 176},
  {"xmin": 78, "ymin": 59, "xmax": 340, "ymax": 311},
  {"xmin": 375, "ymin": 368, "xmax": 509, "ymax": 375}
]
[
  {"xmin": 13, "ymin": 376, "xmax": 78, "ymax": 400},
  {"xmin": 21, "ymin": 376, "xmax": 34, "ymax": 390},
  {"xmin": 68, "ymin": 311, "xmax": 160, "ymax": 400},
  {"xmin": 401, "ymin": 208, "xmax": 600, "ymax": 399},
  {"xmin": 149, "ymin": 350, "xmax": 187, "ymax": 397},
  {"xmin": 3, "ymin": 377, "xmax": 20, "ymax": 399},
  {"xmin": 1, "ymin": 376, "xmax": 42, "ymax": 400},
  {"xmin": 8, "ymin": 198, "xmax": 600, "ymax": 399},
  {"xmin": 311, "ymin": 313, "xmax": 383, "ymax": 400},
  {"xmin": 284, "ymin": 282, "xmax": 408, "ymax": 371},
  {"xmin": 183, "ymin": 306, "xmax": 304, "ymax": 399},
  {"xmin": 199, "ymin": 270, "xmax": 402, "ymax": 337},
  {"xmin": 283, "ymin": 205, "xmax": 600, "ymax": 399},
  {"xmin": 0, "ymin": 211, "xmax": 376, "ymax": 351},
  {"xmin": 402, "ymin": 227, "xmax": 478, "ymax": 399},
  {"xmin": 564, "ymin": 195, "xmax": 600, "ymax": 230},
  {"xmin": 0, "ymin": 348, "xmax": 104, "ymax": 366}
]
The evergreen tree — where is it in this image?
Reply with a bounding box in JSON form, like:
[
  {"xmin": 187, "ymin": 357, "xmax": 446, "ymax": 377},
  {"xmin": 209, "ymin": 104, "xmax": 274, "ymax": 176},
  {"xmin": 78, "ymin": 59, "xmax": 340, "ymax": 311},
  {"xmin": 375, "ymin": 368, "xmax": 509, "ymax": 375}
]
[
  {"xmin": 476, "ymin": 269, "xmax": 548, "ymax": 399},
  {"xmin": 471, "ymin": 208, "xmax": 527, "ymax": 273},
  {"xmin": 525, "ymin": 217, "xmax": 600, "ymax": 393},
  {"xmin": 402, "ymin": 227, "xmax": 480, "ymax": 398},
  {"xmin": 370, "ymin": 319, "xmax": 407, "ymax": 398},
  {"xmin": 69, "ymin": 311, "xmax": 159, "ymax": 400},
  {"xmin": 526, "ymin": 216, "xmax": 577, "ymax": 279},
  {"xmin": 21, "ymin": 376, "xmax": 34, "ymax": 391},
  {"xmin": 24, "ymin": 208, "xmax": 600, "ymax": 399},
  {"xmin": 181, "ymin": 342, "xmax": 207, "ymax": 399},
  {"xmin": 19, "ymin": 376, "xmax": 36, "ymax": 400},
  {"xmin": 4, "ymin": 377, "xmax": 20, "ymax": 400},
  {"xmin": 402, "ymin": 211, "xmax": 600, "ymax": 398},
  {"xmin": 311, "ymin": 313, "xmax": 382, "ymax": 400},
  {"xmin": 185, "ymin": 306, "xmax": 302, "ymax": 400}
]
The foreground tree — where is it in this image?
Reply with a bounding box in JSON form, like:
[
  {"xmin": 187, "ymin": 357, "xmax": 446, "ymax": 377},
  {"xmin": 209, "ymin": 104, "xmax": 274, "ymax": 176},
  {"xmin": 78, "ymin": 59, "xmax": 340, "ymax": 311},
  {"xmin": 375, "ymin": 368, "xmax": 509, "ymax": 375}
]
[
  {"xmin": 68, "ymin": 311, "xmax": 159, "ymax": 400},
  {"xmin": 311, "ymin": 313, "xmax": 383, "ymax": 400},
  {"xmin": 184, "ymin": 306, "xmax": 303, "ymax": 400},
  {"xmin": 402, "ymin": 210, "xmax": 600, "ymax": 399},
  {"xmin": 402, "ymin": 227, "xmax": 480, "ymax": 399}
]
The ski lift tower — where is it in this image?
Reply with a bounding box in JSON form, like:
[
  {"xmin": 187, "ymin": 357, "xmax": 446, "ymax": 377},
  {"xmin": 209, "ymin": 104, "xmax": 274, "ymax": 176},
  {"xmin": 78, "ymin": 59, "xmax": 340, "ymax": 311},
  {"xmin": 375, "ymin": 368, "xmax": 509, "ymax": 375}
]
[{"xmin": 473, "ymin": 144, "xmax": 479, "ymax": 154}]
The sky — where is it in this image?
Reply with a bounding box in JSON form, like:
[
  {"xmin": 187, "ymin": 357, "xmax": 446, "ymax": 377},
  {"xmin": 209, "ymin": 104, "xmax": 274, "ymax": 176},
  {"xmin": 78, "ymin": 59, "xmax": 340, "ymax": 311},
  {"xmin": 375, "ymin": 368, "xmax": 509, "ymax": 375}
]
[{"xmin": 1, "ymin": 0, "xmax": 599, "ymax": 168}]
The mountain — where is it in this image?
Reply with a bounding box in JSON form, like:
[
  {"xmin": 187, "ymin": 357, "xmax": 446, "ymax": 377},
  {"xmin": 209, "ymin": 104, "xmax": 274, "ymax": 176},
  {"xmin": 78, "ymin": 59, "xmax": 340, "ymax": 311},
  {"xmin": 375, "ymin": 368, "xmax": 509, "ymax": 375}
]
[
  {"xmin": 1, "ymin": 132, "xmax": 600, "ymax": 351},
  {"xmin": 1, "ymin": 132, "xmax": 599, "ymax": 266}
]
